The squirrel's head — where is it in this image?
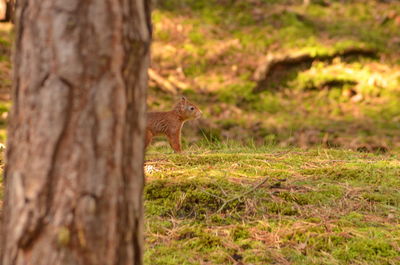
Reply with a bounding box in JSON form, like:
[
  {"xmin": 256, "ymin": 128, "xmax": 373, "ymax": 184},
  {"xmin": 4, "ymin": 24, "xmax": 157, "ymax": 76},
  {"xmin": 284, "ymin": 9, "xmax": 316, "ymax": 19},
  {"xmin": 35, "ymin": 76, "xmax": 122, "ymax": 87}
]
[{"xmin": 174, "ymin": 96, "xmax": 202, "ymax": 120}]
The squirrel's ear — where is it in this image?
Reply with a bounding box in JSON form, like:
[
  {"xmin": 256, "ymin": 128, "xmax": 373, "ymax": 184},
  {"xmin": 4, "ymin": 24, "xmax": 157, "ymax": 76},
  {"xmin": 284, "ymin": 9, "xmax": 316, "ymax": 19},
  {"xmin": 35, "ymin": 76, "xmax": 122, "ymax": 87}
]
[{"xmin": 181, "ymin": 96, "xmax": 187, "ymax": 103}]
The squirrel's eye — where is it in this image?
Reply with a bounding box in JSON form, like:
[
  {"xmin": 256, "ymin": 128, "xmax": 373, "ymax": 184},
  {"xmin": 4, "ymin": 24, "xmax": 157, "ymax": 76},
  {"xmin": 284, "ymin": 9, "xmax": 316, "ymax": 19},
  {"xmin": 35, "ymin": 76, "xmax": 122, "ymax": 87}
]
[{"xmin": 189, "ymin": 106, "xmax": 194, "ymax": 111}]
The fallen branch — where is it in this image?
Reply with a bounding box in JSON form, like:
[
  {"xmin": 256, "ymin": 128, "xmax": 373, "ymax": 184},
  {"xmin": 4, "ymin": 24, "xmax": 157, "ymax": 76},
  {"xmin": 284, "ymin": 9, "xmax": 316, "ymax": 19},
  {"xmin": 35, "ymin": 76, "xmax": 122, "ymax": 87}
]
[
  {"xmin": 168, "ymin": 75, "xmax": 190, "ymax": 91},
  {"xmin": 216, "ymin": 176, "xmax": 270, "ymax": 213},
  {"xmin": 253, "ymin": 47, "xmax": 378, "ymax": 92},
  {"xmin": 148, "ymin": 68, "xmax": 178, "ymax": 95}
]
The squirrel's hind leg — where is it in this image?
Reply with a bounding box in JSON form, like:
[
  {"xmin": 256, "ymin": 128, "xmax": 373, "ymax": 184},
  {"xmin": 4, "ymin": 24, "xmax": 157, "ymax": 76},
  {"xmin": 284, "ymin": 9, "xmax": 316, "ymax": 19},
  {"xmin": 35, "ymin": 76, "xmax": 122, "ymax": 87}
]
[
  {"xmin": 167, "ymin": 132, "xmax": 182, "ymax": 153},
  {"xmin": 145, "ymin": 130, "xmax": 153, "ymax": 149}
]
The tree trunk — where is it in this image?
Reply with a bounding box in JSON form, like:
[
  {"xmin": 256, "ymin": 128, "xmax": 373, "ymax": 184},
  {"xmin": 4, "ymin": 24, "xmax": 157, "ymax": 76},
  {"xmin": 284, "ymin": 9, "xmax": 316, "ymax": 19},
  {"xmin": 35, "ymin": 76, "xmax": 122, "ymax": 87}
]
[
  {"xmin": 4, "ymin": 0, "xmax": 14, "ymax": 22},
  {"xmin": 1, "ymin": 0, "xmax": 151, "ymax": 265}
]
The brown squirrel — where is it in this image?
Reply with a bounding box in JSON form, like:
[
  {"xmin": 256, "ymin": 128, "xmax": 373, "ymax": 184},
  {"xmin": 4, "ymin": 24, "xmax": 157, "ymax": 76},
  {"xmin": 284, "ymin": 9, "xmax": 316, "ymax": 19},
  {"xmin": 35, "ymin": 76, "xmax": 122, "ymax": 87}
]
[{"xmin": 145, "ymin": 97, "xmax": 202, "ymax": 152}]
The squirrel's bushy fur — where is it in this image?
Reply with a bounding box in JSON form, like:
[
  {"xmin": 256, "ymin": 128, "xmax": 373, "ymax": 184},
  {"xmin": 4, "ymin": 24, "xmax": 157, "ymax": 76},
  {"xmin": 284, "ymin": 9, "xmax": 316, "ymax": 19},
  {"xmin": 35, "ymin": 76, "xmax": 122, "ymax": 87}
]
[{"xmin": 146, "ymin": 97, "xmax": 202, "ymax": 152}]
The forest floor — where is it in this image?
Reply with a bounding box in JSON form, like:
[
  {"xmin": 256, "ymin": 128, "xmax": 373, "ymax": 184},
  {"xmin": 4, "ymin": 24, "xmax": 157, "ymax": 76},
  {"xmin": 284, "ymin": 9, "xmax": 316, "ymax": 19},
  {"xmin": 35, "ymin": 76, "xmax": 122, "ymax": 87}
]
[
  {"xmin": 144, "ymin": 146, "xmax": 400, "ymax": 265},
  {"xmin": 144, "ymin": 3, "xmax": 400, "ymax": 262},
  {"xmin": 0, "ymin": 1, "xmax": 399, "ymax": 149},
  {"xmin": 149, "ymin": 0, "xmax": 400, "ymax": 152},
  {"xmin": 0, "ymin": 0, "xmax": 399, "ymax": 264}
]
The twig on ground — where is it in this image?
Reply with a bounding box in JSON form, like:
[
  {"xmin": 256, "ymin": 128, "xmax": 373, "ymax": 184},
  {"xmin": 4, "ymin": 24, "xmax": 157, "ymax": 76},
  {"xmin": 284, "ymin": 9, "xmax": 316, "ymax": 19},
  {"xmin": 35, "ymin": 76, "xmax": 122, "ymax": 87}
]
[
  {"xmin": 201, "ymin": 189, "xmax": 226, "ymax": 202},
  {"xmin": 217, "ymin": 183, "xmax": 228, "ymax": 197},
  {"xmin": 217, "ymin": 176, "xmax": 270, "ymax": 213}
]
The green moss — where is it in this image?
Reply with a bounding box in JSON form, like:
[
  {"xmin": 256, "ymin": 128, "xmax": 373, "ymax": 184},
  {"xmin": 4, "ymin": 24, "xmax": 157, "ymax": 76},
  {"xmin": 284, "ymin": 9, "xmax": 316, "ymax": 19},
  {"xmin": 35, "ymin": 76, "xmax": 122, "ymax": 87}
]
[
  {"xmin": 265, "ymin": 201, "xmax": 299, "ymax": 216},
  {"xmin": 188, "ymin": 28, "xmax": 206, "ymax": 45},
  {"xmin": 333, "ymin": 236, "xmax": 399, "ymax": 262},
  {"xmin": 276, "ymin": 185, "xmax": 343, "ymax": 206},
  {"xmin": 301, "ymin": 162, "xmax": 400, "ymax": 187},
  {"xmin": 363, "ymin": 191, "xmax": 399, "ymax": 207},
  {"xmin": 144, "ymin": 148, "xmax": 400, "ymax": 264},
  {"xmin": 145, "ymin": 178, "xmax": 248, "ymax": 218},
  {"xmin": 232, "ymin": 225, "xmax": 250, "ymax": 241},
  {"xmin": 217, "ymin": 81, "xmax": 256, "ymax": 105},
  {"xmin": 57, "ymin": 227, "xmax": 71, "ymax": 246}
]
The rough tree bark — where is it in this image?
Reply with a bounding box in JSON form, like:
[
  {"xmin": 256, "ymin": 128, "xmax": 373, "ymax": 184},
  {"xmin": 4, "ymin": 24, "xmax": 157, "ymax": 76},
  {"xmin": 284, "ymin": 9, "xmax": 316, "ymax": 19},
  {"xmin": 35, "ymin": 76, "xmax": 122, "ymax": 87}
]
[{"xmin": 1, "ymin": 0, "xmax": 151, "ymax": 265}]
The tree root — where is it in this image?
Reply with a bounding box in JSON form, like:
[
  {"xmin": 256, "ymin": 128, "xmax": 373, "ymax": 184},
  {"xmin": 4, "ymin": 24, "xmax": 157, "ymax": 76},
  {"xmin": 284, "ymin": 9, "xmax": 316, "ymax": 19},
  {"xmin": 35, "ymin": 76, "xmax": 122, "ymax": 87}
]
[{"xmin": 253, "ymin": 47, "xmax": 377, "ymax": 92}]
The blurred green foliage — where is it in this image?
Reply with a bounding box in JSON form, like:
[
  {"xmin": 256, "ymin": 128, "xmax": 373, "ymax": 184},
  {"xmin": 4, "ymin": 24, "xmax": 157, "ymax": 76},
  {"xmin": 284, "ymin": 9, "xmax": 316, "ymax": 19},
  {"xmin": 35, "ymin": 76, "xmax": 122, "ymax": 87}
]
[{"xmin": 150, "ymin": 0, "xmax": 400, "ymax": 151}]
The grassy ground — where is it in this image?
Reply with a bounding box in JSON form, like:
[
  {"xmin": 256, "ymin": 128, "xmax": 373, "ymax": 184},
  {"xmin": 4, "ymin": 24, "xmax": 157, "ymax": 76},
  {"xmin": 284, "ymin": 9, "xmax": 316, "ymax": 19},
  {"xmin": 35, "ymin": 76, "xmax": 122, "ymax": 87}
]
[{"xmin": 144, "ymin": 146, "xmax": 400, "ymax": 265}]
